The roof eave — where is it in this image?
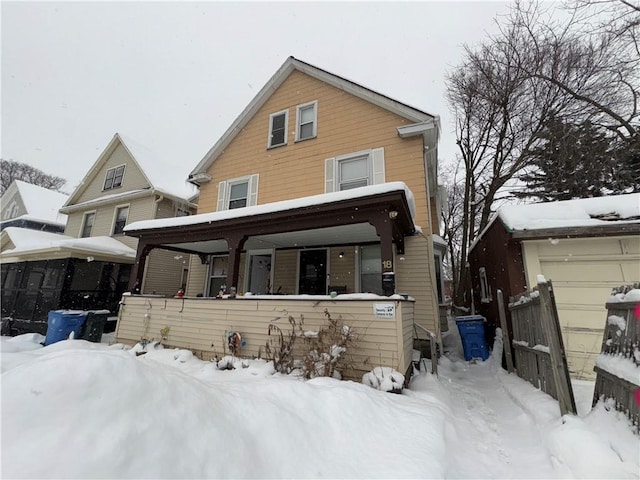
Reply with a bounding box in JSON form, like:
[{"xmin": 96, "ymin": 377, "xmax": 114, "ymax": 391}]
[{"xmin": 511, "ymin": 222, "xmax": 640, "ymax": 240}]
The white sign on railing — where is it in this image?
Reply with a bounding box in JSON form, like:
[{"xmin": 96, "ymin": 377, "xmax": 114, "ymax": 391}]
[{"xmin": 373, "ymin": 303, "xmax": 395, "ymax": 319}]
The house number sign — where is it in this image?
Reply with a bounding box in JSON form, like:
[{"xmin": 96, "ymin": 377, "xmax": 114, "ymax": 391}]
[{"xmin": 382, "ymin": 260, "xmax": 393, "ymax": 269}]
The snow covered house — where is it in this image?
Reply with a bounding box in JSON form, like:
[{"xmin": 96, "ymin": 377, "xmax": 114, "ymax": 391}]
[
  {"xmin": 468, "ymin": 193, "xmax": 640, "ymax": 380},
  {"xmin": 0, "ymin": 180, "xmax": 68, "ymax": 233},
  {"xmin": 118, "ymin": 57, "xmax": 445, "ymax": 379},
  {"xmin": 0, "ymin": 134, "xmax": 197, "ymax": 334}
]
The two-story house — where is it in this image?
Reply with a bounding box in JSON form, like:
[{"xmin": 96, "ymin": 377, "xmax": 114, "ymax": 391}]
[
  {"xmin": 118, "ymin": 57, "xmax": 443, "ymax": 378},
  {"xmin": 1, "ymin": 133, "xmax": 197, "ymax": 334}
]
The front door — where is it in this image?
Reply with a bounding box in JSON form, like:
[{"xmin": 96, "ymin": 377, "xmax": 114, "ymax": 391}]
[
  {"xmin": 247, "ymin": 252, "xmax": 272, "ymax": 294},
  {"xmin": 298, "ymin": 250, "xmax": 327, "ymax": 295}
]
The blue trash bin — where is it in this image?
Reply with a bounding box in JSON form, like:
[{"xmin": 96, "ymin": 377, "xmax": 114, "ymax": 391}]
[
  {"xmin": 45, "ymin": 310, "xmax": 87, "ymax": 346},
  {"xmin": 455, "ymin": 315, "xmax": 490, "ymax": 361}
]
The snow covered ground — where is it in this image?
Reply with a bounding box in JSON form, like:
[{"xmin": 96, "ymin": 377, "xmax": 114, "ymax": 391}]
[{"xmin": 1, "ymin": 330, "xmax": 638, "ymax": 479}]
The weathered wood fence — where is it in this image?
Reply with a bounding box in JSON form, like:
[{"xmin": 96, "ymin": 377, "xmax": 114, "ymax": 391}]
[
  {"xmin": 506, "ymin": 280, "xmax": 577, "ymax": 416},
  {"xmin": 592, "ymin": 283, "xmax": 640, "ymax": 433}
]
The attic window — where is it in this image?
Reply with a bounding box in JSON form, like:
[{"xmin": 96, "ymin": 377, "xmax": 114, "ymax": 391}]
[
  {"xmin": 296, "ymin": 101, "xmax": 317, "ymax": 141},
  {"xmin": 104, "ymin": 165, "xmax": 125, "ymax": 190},
  {"xmin": 268, "ymin": 110, "xmax": 288, "ymax": 148}
]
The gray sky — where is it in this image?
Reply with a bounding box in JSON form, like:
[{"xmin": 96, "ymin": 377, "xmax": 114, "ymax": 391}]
[{"xmin": 1, "ymin": 1, "xmax": 511, "ymax": 193}]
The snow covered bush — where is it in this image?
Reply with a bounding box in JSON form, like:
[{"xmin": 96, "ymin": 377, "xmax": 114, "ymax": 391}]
[
  {"xmin": 263, "ymin": 310, "xmax": 357, "ymax": 379},
  {"xmin": 362, "ymin": 367, "xmax": 404, "ymax": 394},
  {"xmin": 300, "ymin": 310, "xmax": 356, "ymax": 380},
  {"xmin": 264, "ymin": 315, "xmax": 300, "ymax": 374}
]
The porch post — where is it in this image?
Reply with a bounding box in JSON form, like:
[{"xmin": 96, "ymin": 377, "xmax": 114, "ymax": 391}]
[
  {"xmin": 225, "ymin": 233, "xmax": 247, "ymax": 292},
  {"xmin": 370, "ymin": 212, "xmax": 395, "ymax": 296},
  {"xmin": 129, "ymin": 241, "xmax": 155, "ymax": 293}
]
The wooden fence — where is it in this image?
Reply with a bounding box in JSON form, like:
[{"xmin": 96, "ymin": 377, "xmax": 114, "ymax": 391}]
[
  {"xmin": 592, "ymin": 283, "xmax": 640, "ymax": 433},
  {"xmin": 506, "ymin": 280, "xmax": 577, "ymax": 416}
]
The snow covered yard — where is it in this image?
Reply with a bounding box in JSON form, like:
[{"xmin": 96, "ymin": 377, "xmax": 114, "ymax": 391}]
[{"xmin": 1, "ymin": 334, "xmax": 638, "ymax": 479}]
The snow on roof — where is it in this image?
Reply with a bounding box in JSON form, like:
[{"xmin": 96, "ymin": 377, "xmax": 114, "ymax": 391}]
[
  {"xmin": 117, "ymin": 134, "xmax": 198, "ymax": 202},
  {"xmin": 2, "ymin": 227, "xmax": 136, "ymax": 259},
  {"xmin": 126, "ymin": 182, "xmax": 416, "ymax": 232},
  {"xmin": 12, "ymin": 180, "xmax": 68, "ymax": 225},
  {"xmin": 498, "ymin": 193, "xmax": 640, "ymax": 231}
]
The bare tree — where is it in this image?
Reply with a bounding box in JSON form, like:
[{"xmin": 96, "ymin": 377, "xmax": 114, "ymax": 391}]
[
  {"xmin": 0, "ymin": 159, "xmax": 66, "ymax": 195},
  {"xmin": 445, "ymin": 0, "xmax": 638, "ymax": 306}
]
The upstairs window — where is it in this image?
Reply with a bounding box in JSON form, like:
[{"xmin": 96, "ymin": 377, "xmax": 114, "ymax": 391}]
[
  {"xmin": 103, "ymin": 165, "xmax": 125, "ymax": 190},
  {"xmin": 268, "ymin": 110, "xmax": 288, "ymax": 148},
  {"xmin": 324, "ymin": 148, "xmax": 385, "ymax": 193},
  {"xmin": 112, "ymin": 206, "xmax": 129, "ymax": 235},
  {"xmin": 81, "ymin": 212, "xmax": 95, "ymax": 238},
  {"xmin": 338, "ymin": 155, "xmax": 370, "ymax": 191},
  {"xmin": 296, "ymin": 101, "xmax": 317, "ymax": 141},
  {"xmin": 228, "ymin": 182, "xmax": 248, "ymax": 210},
  {"xmin": 217, "ymin": 175, "xmax": 259, "ymax": 211}
]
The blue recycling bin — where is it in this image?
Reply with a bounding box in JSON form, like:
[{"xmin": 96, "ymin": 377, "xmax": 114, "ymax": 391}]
[
  {"xmin": 455, "ymin": 315, "xmax": 490, "ymax": 361},
  {"xmin": 45, "ymin": 310, "xmax": 87, "ymax": 346}
]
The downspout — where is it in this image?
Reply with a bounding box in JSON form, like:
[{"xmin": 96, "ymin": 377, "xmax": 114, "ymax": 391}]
[{"xmin": 422, "ymin": 137, "xmax": 442, "ymax": 344}]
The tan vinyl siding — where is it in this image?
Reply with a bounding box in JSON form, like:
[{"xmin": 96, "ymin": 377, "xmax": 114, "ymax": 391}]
[
  {"xmin": 272, "ymin": 250, "xmax": 297, "ymax": 294},
  {"xmin": 197, "ymin": 71, "xmax": 431, "ymax": 230},
  {"xmin": 63, "ymin": 195, "xmax": 156, "ymax": 250},
  {"xmin": 186, "ymin": 255, "xmax": 208, "ymax": 297},
  {"xmin": 522, "ymin": 235, "xmax": 640, "ymax": 380},
  {"xmin": 75, "ymin": 143, "xmax": 151, "ymax": 204},
  {"xmin": 329, "ymin": 246, "xmax": 355, "ymax": 293},
  {"xmin": 395, "ymin": 234, "xmax": 438, "ymax": 336},
  {"xmin": 116, "ymin": 295, "xmax": 414, "ymax": 380},
  {"xmin": 143, "ymin": 249, "xmax": 187, "ymax": 296}
]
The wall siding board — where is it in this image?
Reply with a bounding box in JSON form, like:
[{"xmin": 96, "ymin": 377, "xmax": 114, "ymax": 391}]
[
  {"xmin": 116, "ymin": 296, "xmax": 413, "ymax": 379},
  {"xmin": 197, "ymin": 71, "xmax": 431, "ymax": 230}
]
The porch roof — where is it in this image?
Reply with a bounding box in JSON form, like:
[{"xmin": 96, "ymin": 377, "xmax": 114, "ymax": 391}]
[
  {"xmin": 0, "ymin": 227, "xmax": 136, "ymax": 264},
  {"xmin": 124, "ymin": 182, "xmax": 417, "ymax": 254}
]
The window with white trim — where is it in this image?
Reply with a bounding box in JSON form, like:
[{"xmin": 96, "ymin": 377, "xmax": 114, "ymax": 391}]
[
  {"xmin": 103, "ymin": 165, "xmax": 125, "ymax": 190},
  {"xmin": 112, "ymin": 206, "xmax": 129, "ymax": 235},
  {"xmin": 217, "ymin": 174, "xmax": 259, "ymax": 211},
  {"xmin": 81, "ymin": 212, "xmax": 95, "ymax": 238},
  {"xmin": 324, "ymin": 148, "xmax": 385, "ymax": 193},
  {"xmin": 479, "ymin": 267, "xmax": 492, "ymax": 303},
  {"xmin": 296, "ymin": 101, "xmax": 317, "ymax": 141},
  {"xmin": 268, "ymin": 110, "xmax": 288, "ymax": 148}
]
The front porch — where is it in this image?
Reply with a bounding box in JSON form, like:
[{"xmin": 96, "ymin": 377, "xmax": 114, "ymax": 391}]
[{"xmin": 116, "ymin": 294, "xmax": 415, "ymax": 380}]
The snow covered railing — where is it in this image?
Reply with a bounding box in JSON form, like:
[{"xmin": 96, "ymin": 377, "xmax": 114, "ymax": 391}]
[{"xmin": 592, "ymin": 285, "xmax": 640, "ymax": 433}]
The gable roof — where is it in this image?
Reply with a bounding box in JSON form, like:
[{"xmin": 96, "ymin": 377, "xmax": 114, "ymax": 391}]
[
  {"xmin": 471, "ymin": 193, "xmax": 640, "ymax": 250},
  {"xmin": 63, "ymin": 133, "xmax": 198, "ymax": 209},
  {"xmin": 2, "ymin": 180, "xmax": 68, "ymax": 226},
  {"xmin": 188, "ymin": 56, "xmax": 437, "ymax": 182}
]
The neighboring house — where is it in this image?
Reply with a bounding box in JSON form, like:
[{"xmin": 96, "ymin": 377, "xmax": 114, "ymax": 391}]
[
  {"xmin": 0, "ymin": 133, "xmax": 197, "ymax": 334},
  {"xmin": 0, "ymin": 180, "xmax": 68, "ymax": 232},
  {"xmin": 468, "ymin": 193, "xmax": 640, "ymax": 380},
  {"xmin": 119, "ymin": 56, "xmax": 445, "ymax": 378}
]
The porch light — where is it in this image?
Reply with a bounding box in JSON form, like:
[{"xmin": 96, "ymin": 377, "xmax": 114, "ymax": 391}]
[{"xmin": 339, "ymin": 251, "xmax": 344, "ymax": 258}]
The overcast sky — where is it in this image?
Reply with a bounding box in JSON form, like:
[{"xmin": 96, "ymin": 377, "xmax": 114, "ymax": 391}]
[{"xmin": 1, "ymin": 1, "xmax": 512, "ymax": 193}]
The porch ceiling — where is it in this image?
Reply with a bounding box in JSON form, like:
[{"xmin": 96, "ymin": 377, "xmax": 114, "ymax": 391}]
[{"xmin": 162, "ymin": 223, "xmax": 379, "ymax": 254}]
